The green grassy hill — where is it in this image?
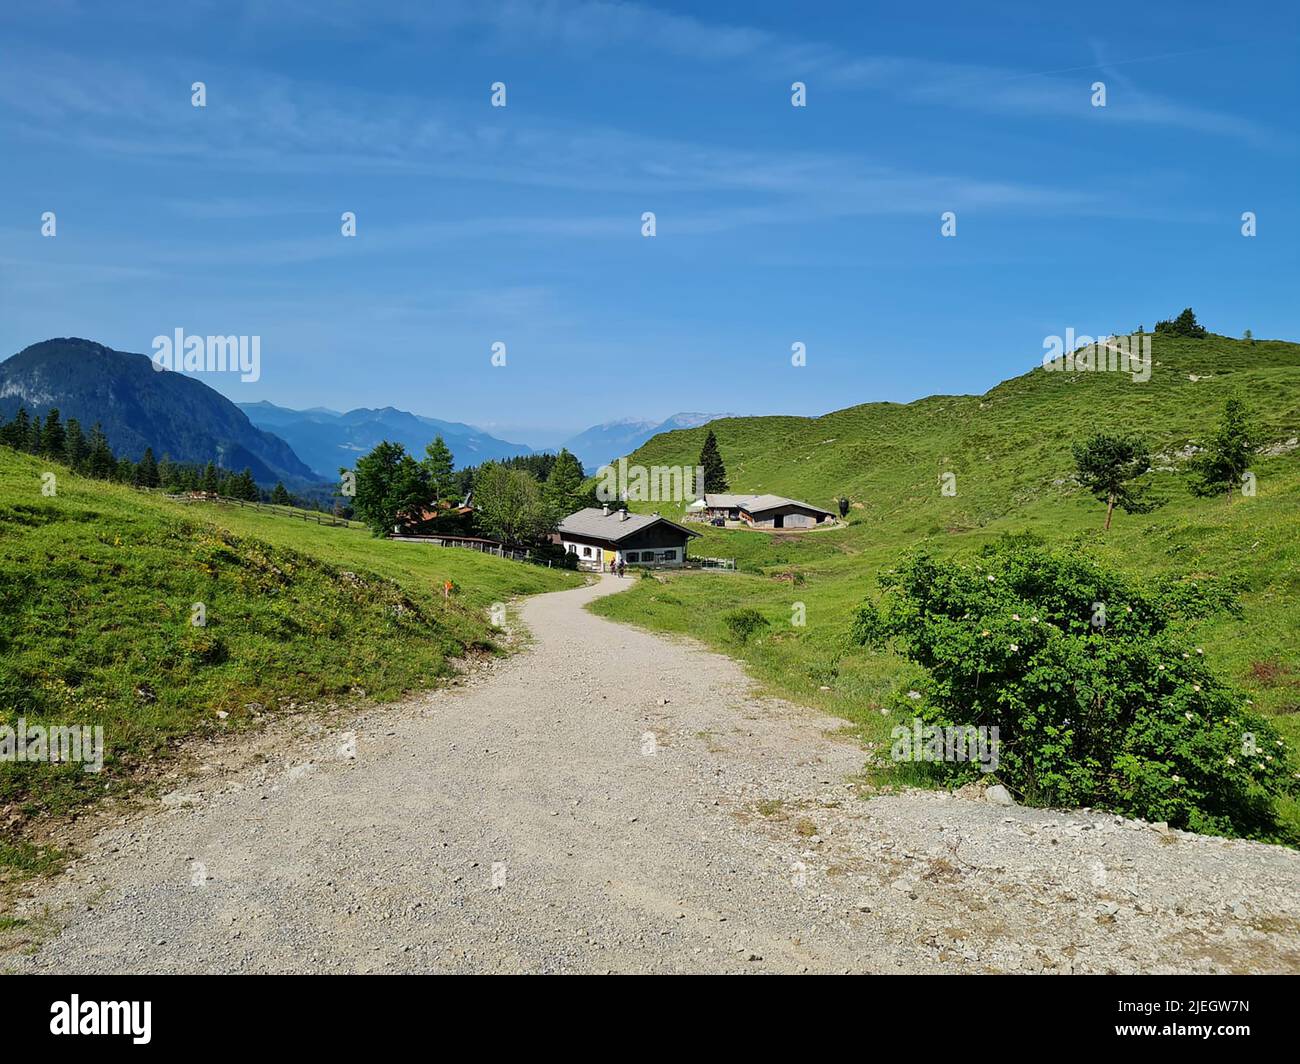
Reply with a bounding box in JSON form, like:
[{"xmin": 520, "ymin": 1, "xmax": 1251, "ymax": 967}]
[
  {"xmin": 0, "ymin": 451, "xmax": 579, "ymax": 874},
  {"xmin": 593, "ymin": 332, "xmax": 1300, "ymax": 837}
]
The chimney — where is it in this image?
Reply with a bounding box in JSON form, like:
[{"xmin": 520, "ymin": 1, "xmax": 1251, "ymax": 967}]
[
  {"xmin": 602, "ymin": 503, "xmax": 610, "ymax": 517},
  {"xmin": 619, "ymin": 508, "xmax": 628, "ymax": 521}
]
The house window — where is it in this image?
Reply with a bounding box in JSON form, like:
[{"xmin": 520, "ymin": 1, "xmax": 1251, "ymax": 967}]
[
  {"xmin": 659, "ymin": 549, "xmax": 676, "ymax": 562},
  {"xmin": 626, "ymin": 552, "xmax": 639, "ymax": 562},
  {"xmin": 582, "ymin": 546, "xmax": 593, "ymax": 558},
  {"xmin": 567, "ymin": 543, "xmax": 577, "ymax": 554}
]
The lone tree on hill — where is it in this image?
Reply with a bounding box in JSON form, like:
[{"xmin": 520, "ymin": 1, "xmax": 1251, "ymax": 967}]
[
  {"xmin": 1190, "ymin": 393, "xmax": 1260, "ymax": 503},
  {"xmin": 1154, "ymin": 307, "xmax": 1208, "ymax": 339},
  {"xmin": 698, "ymin": 429, "xmax": 728, "ymax": 493},
  {"xmin": 1071, "ymin": 433, "xmax": 1160, "ymax": 530}
]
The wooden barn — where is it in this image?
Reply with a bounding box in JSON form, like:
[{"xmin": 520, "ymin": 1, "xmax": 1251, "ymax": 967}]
[{"xmin": 736, "ymin": 494, "xmax": 836, "ymax": 529}]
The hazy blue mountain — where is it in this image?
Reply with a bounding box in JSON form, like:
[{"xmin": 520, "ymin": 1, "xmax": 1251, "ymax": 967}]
[
  {"xmin": 0, "ymin": 338, "xmax": 318, "ymax": 487},
  {"xmin": 562, "ymin": 412, "xmax": 738, "ymax": 471},
  {"xmin": 238, "ymin": 402, "xmax": 533, "ymax": 478}
]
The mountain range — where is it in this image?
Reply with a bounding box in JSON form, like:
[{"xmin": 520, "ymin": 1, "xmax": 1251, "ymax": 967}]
[
  {"xmin": 238, "ymin": 402, "xmax": 534, "ymax": 479},
  {"xmin": 0, "ymin": 338, "xmax": 736, "ymax": 487},
  {"xmin": 0, "ymin": 339, "xmax": 318, "ymax": 488},
  {"xmin": 560, "ymin": 412, "xmax": 738, "ymax": 471}
]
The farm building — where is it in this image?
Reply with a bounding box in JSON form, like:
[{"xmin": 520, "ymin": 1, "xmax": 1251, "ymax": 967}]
[
  {"xmin": 558, "ymin": 505, "xmax": 698, "ymax": 570},
  {"xmin": 690, "ymin": 493, "xmax": 836, "ymax": 529},
  {"xmin": 738, "ymin": 494, "xmax": 835, "ymax": 528}
]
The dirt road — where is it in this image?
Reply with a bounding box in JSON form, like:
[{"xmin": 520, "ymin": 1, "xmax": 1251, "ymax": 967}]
[{"xmin": 10, "ymin": 575, "xmax": 1300, "ymax": 973}]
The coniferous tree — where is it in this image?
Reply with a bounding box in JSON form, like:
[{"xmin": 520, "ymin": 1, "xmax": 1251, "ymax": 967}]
[
  {"xmin": 25, "ymin": 413, "xmax": 43, "ymax": 454},
  {"xmin": 1071, "ymin": 434, "xmax": 1160, "ymax": 530},
  {"xmin": 1154, "ymin": 307, "xmax": 1208, "ymax": 338},
  {"xmin": 63, "ymin": 417, "xmax": 87, "ymax": 471},
  {"xmin": 135, "ymin": 447, "xmax": 160, "ymax": 488},
  {"xmin": 201, "ymin": 462, "xmax": 220, "ymax": 494},
  {"xmin": 543, "ymin": 448, "xmax": 586, "ymax": 525},
  {"xmin": 1190, "ymin": 394, "xmax": 1259, "ymax": 502},
  {"xmin": 87, "ymin": 424, "xmax": 115, "ymax": 479},
  {"xmin": 41, "ymin": 409, "xmax": 66, "ymax": 457},
  {"xmin": 422, "ymin": 436, "xmax": 457, "ymax": 502},
  {"xmin": 271, "ymin": 481, "xmax": 292, "ymax": 505},
  {"xmin": 1, "ymin": 407, "xmax": 29, "ymax": 449},
  {"xmin": 698, "ymin": 429, "xmax": 729, "ymax": 493},
  {"xmin": 234, "ymin": 467, "xmax": 258, "ymax": 500}
]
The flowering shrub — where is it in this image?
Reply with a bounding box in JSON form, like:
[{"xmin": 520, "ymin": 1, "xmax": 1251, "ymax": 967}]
[{"xmin": 852, "ymin": 539, "xmax": 1296, "ymax": 841}]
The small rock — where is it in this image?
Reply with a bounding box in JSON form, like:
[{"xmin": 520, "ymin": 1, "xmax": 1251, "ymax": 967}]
[{"xmin": 986, "ymin": 784, "xmax": 1015, "ymax": 807}]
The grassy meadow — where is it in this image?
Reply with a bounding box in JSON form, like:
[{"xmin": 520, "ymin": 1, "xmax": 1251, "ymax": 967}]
[
  {"xmin": 591, "ymin": 333, "xmax": 1300, "ymax": 837},
  {"xmin": 0, "ymin": 450, "xmax": 579, "ymax": 873}
]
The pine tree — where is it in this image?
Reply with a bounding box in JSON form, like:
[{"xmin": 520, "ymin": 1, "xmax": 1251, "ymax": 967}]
[
  {"xmin": 1, "ymin": 407, "xmax": 28, "ymax": 449},
  {"xmin": 699, "ymin": 429, "xmax": 728, "ymax": 493},
  {"xmin": 235, "ymin": 468, "xmax": 258, "ymax": 500},
  {"xmin": 1190, "ymin": 393, "xmax": 1259, "ymax": 502},
  {"xmin": 201, "ymin": 462, "xmax": 219, "ymax": 494},
  {"xmin": 25, "ymin": 413, "xmax": 43, "ymax": 454},
  {"xmin": 271, "ymin": 481, "xmax": 292, "ymax": 505},
  {"xmin": 41, "ymin": 409, "xmax": 66, "ymax": 457},
  {"xmin": 135, "ymin": 447, "xmax": 160, "ymax": 488},
  {"xmin": 1071, "ymin": 434, "xmax": 1159, "ymax": 529},
  {"xmin": 1154, "ymin": 307, "xmax": 1207, "ymax": 339},
  {"xmin": 116, "ymin": 457, "xmax": 135, "ymax": 484},
  {"xmin": 87, "ymin": 424, "xmax": 116, "ymax": 479},
  {"xmin": 63, "ymin": 417, "xmax": 87, "ymax": 471},
  {"xmin": 157, "ymin": 456, "xmax": 175, "ymax": 490}
]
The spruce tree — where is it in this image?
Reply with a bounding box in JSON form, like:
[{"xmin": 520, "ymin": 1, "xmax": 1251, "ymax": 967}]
[
  {"xmin": 271, "ymin": 481, "xmax": 292, "ymax": 505},
  {"xmin": 87, "ymin": 424, "xmax": 115, "ymax": 478},
  {"xmin": 1190, "ymin": 394, "xmax": 1259, "ymax": 502},
  {"xmin": 201, "ymin": 462, "xmax": 220, "ymax": 494},
  {"xmin": 698, "ymin": 429, "xmax": 728, "ymax": 493},
  {"xmin": 41, "ymin": 409, "xmax": 66, "ymax": 457},
  {"xmin": 63, "ymin": 417, "xmax": 87, "ymax": 471},
  {"xmin": 236, "ymin": 468, "xmax": 258, "ymax": 500},
  {"xmin": 543, "ymin": 448, "xmax": 586, "ymax": 525},
  {"xmin": 1, "ymin": 407, "xmax": 28, "ymax": 449},
  {"xmin": 422, "ymin": 436, "xmax": 457, "ymax": 502},
  {"xmin": 135, "ymin": 447, "xmax": 160, "ymax": 488}
]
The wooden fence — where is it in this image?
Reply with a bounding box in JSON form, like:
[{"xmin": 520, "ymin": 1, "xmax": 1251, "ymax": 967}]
[
  {"xmin": 164, "ymin": 492, "xmax": 364, "ymax": 528},
  {"xmin": 389, "ymin": 534, "xmax": 558, "ymax": 568}
]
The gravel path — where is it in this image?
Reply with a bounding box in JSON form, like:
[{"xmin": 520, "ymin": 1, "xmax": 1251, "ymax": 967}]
[{"xmin": 9, "ymin": 575, "xmax": 1300, "ymax": 974}]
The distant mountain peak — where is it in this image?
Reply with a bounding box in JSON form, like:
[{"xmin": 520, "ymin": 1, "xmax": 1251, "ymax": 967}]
[{"xmin": 0, "ymin": 338, "xmax": 317, "ymax": 487}]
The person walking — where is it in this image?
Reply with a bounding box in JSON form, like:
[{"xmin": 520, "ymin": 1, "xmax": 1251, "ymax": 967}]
[{"xmin": 617, "ymin": 558, "xmax": 626, "ymax": 578}]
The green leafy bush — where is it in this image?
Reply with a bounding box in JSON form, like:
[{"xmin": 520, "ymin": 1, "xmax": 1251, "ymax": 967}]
[
  {"xmin": 852, "ymin": 540, "xmax": 1297, "ymax": 841},
  {"xmin": 723, "ymin": 607, "xmax": 770, "ymax": 642}
]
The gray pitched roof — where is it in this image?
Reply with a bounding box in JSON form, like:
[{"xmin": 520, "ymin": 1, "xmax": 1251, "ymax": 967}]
[
  {"xmin": 558, "ymin": 507, "xmax": 699, "ymax": 543},
  {"xmin": 702, "ymin": 493, "xmax": 750, "ymax": 508},
  {"xmin": 739, "ymin": 494, "xmax": 835, "ymax": 516}
]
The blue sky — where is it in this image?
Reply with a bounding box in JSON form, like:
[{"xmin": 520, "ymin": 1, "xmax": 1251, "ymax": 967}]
[{"xmin": 1, "ymin": 0, "xmax": 1296, "ymax": 448}]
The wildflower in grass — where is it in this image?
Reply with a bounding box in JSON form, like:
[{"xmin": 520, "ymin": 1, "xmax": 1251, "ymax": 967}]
[{"xmin": 1010, "ymin": 643, "xmax": 1020, "ymax": 652}]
